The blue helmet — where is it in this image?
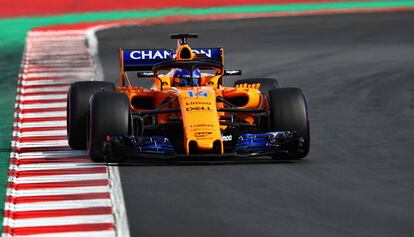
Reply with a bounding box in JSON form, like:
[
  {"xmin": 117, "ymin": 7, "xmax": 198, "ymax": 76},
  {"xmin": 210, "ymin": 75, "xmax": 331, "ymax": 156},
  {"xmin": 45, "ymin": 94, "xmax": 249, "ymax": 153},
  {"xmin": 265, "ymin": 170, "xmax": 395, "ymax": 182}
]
[{"xmin": 173, "ymin": 68, "xmax": 201, "ymax": 86}]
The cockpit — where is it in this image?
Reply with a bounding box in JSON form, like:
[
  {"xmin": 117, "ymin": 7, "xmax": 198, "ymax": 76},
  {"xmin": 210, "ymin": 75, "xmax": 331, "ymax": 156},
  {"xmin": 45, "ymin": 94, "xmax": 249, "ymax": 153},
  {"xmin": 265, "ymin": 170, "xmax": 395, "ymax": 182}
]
[{"xmin": 153, "ymin": 59, "xmax": 223, "ymax": 87}]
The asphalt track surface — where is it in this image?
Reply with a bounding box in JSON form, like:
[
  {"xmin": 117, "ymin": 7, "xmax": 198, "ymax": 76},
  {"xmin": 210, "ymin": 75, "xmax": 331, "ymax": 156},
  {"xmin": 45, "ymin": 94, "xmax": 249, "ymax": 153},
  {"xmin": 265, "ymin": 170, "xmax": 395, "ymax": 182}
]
[{"xmin": 97, "ymin": 12, "xmax": 414, "ymax": 237}]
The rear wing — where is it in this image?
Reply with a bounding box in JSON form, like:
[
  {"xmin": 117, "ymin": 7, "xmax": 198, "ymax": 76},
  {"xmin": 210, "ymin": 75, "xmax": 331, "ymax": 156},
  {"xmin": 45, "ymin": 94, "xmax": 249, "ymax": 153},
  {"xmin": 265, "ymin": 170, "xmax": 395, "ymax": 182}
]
[{"xmin": 120, "ymin": 48, "xmax": 223, "ymax": 71}]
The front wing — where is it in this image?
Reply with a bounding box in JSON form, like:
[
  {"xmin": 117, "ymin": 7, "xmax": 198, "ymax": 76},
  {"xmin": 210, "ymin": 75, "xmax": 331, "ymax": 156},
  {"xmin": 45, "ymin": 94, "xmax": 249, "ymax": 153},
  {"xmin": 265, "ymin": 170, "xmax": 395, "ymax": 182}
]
[{"xmin": 103, "ymin": 131, "xmax": 304, "ymax": 162}]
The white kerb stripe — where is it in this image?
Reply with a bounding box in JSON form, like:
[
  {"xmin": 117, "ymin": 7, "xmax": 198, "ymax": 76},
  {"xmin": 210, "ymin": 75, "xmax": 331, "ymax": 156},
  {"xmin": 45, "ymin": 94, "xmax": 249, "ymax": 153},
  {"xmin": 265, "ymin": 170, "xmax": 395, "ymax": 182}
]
[
  {"xmin": 10, "ymin": 174, "xmax": 108, "ymax": 184},
  {"xmin": 5, "ymin": 199, "xmax": 112, "ymax": 211}
]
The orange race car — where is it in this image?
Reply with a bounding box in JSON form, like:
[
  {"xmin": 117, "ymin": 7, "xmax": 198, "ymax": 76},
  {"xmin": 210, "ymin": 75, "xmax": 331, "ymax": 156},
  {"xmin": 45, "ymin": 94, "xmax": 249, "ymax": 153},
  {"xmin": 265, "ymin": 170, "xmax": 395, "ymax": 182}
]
[{"xmin": 66, "ymin": 33, "xmax": 310, "ymax": 162}]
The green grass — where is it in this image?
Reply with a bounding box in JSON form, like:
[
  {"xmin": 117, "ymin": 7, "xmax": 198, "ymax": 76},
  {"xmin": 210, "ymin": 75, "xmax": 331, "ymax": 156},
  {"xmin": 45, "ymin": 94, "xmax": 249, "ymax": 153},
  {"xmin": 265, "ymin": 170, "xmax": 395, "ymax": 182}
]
[{"xmin": 0, "ymin": 0, "xmax": 413, "ymax": 232}]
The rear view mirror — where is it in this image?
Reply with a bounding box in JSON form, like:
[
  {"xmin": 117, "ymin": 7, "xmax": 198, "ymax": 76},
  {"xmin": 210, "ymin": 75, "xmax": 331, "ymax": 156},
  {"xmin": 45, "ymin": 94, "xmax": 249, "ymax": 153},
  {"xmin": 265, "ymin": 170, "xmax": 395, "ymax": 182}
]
[
  {"xmin": 224, "ymin": 70, "xmax": 242, "ymax": 76},
  {"xmin": 137, "ymin": 71, "xmax": 155, "ymax": 77}
]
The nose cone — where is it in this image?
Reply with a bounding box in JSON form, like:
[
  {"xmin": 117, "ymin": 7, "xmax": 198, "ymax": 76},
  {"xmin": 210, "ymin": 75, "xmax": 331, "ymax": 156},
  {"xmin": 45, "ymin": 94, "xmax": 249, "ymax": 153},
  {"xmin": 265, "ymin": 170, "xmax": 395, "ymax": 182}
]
[{"xmin": 177, "ymin": 87, "xmax": 223, "ymax": 155}]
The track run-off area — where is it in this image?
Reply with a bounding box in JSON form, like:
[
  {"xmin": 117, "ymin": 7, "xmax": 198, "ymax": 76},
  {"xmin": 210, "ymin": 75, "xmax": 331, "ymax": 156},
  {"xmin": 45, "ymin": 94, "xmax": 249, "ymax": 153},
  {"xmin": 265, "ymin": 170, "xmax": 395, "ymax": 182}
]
[{"xmin": 0, "ymin": 1, "xmax": 414, "ymax": 237}]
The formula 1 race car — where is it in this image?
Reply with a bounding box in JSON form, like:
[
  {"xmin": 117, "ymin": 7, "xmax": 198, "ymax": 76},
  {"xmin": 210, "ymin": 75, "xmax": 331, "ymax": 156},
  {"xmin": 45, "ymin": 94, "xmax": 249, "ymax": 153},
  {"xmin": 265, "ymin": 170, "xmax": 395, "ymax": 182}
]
[{"xmin": 67, "ymin": 33, "xmax": 310, "ymax": 162}]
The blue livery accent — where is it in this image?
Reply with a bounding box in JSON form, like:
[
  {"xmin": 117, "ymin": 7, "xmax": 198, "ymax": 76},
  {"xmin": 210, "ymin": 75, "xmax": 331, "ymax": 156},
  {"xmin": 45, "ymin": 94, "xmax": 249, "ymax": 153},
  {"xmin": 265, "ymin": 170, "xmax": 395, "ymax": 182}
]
[
  {"xmin": 188, "ymin": 90, "xmax": 208, "ymax": 98},
  {"xmin": 235, "ymin": 131, "xmax": 299, "ymax": 154},
  {"xmin": 122, "ymin": 48, "xmax": 222, "ymax": 71},
  {"xmin": 123, "ymin": 49, "xmax": 173, "ymax": 71},
  {"xmin": 191, "ymin": 48, "xmax": 221, "ymax": 61},
  {"xmin": 129, "ymin": 136, "xmax": 176, "ymax": 155},
  {"xmin": 106, "ymin": 135, "xmax": 176, "ymax": 156}
]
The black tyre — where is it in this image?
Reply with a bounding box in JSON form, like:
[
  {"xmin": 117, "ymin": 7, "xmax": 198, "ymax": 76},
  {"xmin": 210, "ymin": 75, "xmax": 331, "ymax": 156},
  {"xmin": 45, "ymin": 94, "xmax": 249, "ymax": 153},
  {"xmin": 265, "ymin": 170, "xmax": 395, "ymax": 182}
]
[
  {"xmin": 268, "ymin": 88, "xmax": 310, "ymax": 159},
  {"xmin": 88, "ymin": 91, "xmax": 130, "ymax": 162},
  {"xmin": 234, "ymin": 78, "xmax": 279, "ymax": 96},
  {"xmin": 67, "ymin": 81, "xmax": 115, "ymax": 150}
]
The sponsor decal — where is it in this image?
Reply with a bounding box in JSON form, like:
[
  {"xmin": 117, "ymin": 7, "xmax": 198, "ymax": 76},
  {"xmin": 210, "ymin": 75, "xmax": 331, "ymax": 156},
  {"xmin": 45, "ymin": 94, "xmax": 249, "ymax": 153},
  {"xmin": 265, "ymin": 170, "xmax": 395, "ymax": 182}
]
[
  {"xmin": 190, "ymin": 124, "xmax": 213, "ymax": 128},
  {"xmin": 222, "ymin": 135, "xmax": 232, "ymax": 142},
  {"xmin": 190, "ymin": 128, "xmax": 211, "ymax": 132},
  {"xmin": 196, "ymin": 137, "xmax": 213, "ymax": 140},
  {"xmin": 186, "ymin": 101, "xmax": 211, "ymax": 106},
  {"xmin": 128, "ymin": 49, "xmax": 213, "ymax": 60},
  {"xmin": 192, "ymin": 49, "xmax": 212, "ymax": 58},
  {"xmin": 188, "ymin": 90, "xmax": 208, "ymax": 98},
  {"xmin": 189, "ymin": 124, "xmax": 213, "ymax": 132},
  {"xmin": 186, "ymin": 106, "xmax": 212, "ymax": 112},
  {"xmin": 195, "ymin": 132, "xmax": 213, "ymax": 137},
  {"xmin": 129, "ymin": 50, "xmax": 172, "ymax": 60},
  {"xmin": 173, "ymin": 49, "xmax": 212, "ymax": 58}
]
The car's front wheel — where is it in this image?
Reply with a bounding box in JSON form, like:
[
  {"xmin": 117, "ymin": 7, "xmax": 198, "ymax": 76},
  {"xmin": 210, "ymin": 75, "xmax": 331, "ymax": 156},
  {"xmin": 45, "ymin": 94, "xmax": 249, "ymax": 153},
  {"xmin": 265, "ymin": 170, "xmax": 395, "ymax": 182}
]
[
  {"xmin": 88, "ymin": 91, "xmax": 130, "ymax": 162},
  {"xmin": 268, "ymin": 88, "xmax": 310, "ymax": 159}
]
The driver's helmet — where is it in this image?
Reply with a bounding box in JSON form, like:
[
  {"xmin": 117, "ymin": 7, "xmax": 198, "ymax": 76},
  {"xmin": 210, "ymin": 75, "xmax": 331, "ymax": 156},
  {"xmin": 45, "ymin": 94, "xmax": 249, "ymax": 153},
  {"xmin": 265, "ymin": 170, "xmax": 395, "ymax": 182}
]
[{"xmin": 173, "ymin": 68, "xmax": 201, "ymax": 86}]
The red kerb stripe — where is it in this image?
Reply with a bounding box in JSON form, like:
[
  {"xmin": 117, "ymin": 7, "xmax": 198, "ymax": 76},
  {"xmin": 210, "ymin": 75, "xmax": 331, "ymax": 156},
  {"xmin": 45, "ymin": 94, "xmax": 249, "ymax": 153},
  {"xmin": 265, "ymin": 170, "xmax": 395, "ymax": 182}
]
[
  {"xmin": 6, "ymin": 192, "xmax": 110, "ymax": 204},
  {"xmin": 4, "ymin": 207, "xmax": 112, "ymax": 219},
  {"xmin": 3, "ymin": 223, "xmax": 114, "ymax": 235},
  {"xmin": 23, "ymin": 77, "xmax": 72, "ymax": 82},
  {"xmin": 11, "ymin": 167, "xmax": 107, "ymax": 177},
  {"xmin": 14, "ymin": 126, "xmax": 67, "ymax": 132},
  {"xmin": 16, "ymin": 107, "xmax": 66, "ymax": 114},
  {"xmin": 11, "ymin": 157, "xmax": 89, "ymax": 165},
  {"xmin": 20, "ymin": 91, "xmax": 67, "ymax": 96},
  {"xmin": 15, "ymin": 135, "xmax": 67, "ymax": 142},
  {"xmin": 8, "ymin": 179, "xmax": 109, "ymax": 190},
  {"xmin": 14, "ymin": 146, "xmax": 71, "ymax": 153},
  {"xmin": 20, "ymin": 83, "xmax": 70, "ymax": 89},
  {"xmin": 14, "ymin": 117, "xmax": 66, "ymax": 123},
  {"xmin": 16, "ymin": 98, "xmax": 67, "ymax": 104}
]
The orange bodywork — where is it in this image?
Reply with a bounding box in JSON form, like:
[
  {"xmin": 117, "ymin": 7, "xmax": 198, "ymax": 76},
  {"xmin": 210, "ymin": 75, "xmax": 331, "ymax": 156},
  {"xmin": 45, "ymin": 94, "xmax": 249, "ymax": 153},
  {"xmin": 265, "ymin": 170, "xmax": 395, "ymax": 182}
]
[{"xmin": 117, "ymin": 42, "xmax": 263, "ymax": 155}]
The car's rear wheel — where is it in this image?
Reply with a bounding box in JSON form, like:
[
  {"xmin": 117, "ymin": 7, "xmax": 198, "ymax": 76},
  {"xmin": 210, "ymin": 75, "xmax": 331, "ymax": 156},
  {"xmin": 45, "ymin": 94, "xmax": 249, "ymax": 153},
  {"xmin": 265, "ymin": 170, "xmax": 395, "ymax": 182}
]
[
  {"xmin": 67, "ymin": 81, "xmax": 115, "ymax": 150},
  {"xmin": 88, "ymin": 91, "xmax": 130, "ymax": 162},
  {"xmin": 268, "ymin": 88, "xmax": 310, "ymax": 159}
]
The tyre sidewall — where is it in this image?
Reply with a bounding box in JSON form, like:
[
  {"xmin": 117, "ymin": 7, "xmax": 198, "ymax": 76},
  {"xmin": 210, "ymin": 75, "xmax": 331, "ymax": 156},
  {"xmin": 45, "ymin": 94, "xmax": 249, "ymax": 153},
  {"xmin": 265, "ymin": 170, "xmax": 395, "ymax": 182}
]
[
  {"xmin": 67, "ymin": 81, "xmax": 115, "ymax": 149},
  {"xmin": 268, "ymin": 88, "xmax": 310, "ymax": 158},
  {"xmin": 88, "ymin": 91, "xmax": 130, "ymax": 162}
]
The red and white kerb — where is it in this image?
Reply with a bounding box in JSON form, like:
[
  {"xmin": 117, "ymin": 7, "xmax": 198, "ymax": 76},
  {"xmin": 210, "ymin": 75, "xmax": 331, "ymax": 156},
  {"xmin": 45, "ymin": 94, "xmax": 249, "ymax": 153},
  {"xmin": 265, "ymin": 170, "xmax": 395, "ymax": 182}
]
[{"xmin": 3, "ymin": 29, "xmax": 128, "ymax": 237}]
